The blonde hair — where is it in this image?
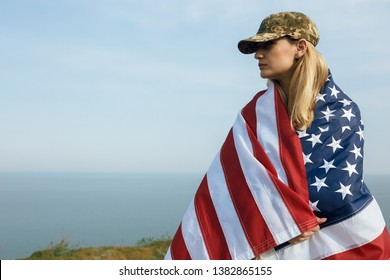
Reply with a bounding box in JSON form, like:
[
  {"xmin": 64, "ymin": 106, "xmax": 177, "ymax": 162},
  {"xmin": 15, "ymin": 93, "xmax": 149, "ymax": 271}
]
[{"xmin": 272, "ymin": 40, "xmax": 328, "ymax": 130}]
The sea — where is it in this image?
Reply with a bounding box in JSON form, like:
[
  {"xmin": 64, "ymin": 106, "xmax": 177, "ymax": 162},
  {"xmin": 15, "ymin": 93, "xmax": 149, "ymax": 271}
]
[{"xmin": 0, "ymin": 172, "xmax": 389, "ymax": 260}]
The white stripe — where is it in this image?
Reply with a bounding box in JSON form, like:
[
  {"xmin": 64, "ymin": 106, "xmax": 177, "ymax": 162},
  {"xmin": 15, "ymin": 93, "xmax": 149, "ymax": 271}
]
[
  {"xmin": 207, "ymin": 151, "xmax": 253, "ymax": 260},
  {"xmin": 164, "ymin": 246, "xmax": 172, "ymax": 260},
  {"xmin": 181, "ymin": 199, "xmax": 210, "ymax": 260},
  {"xmin": 232, "ymin": 108, "xmax": 300, "ymax": 244},
  {"xmin": 256, "ymin": 83, "xmax": 288, "ymax": 185},
  {"xmin": 260, "ymin": 198, "xmax": 386, "ymax": 259}
]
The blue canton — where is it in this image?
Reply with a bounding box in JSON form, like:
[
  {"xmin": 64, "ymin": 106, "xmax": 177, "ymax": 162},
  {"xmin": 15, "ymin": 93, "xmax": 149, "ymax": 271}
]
[{"xmin": 297, "ymin": 71, "xmax": 372, "ymax": 227}]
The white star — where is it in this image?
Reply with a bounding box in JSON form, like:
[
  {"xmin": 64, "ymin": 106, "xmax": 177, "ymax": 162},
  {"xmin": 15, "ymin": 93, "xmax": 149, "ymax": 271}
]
[
  {"xmin": 321, "ymin": 106, "xmax": 336, "ymax": 121},
  {"xmin": 316, "ymin": 93, "xmax": 326, "ymax": 103},
  {"xmin": 342, "ymin": 161, "xmax": 359, "ymax": 177},
  {"xmin": 350, "ymin": 144, "xmax": 363, "ymax": 160},
  {"xmin": 339, "ymin": 99, "xmax": 352, "ymax": 107},
  {"xmin": 303, "ymin": 152, "xmax": 313, "ymax": 165},
  {"xmin": 326, "ymin": 75, "xmax": 331, "ymax": 82},
  {"xmin": 327, "ymin": 137, "xmax": 343, "ymax": 153},
  {"xmin": 335, "ymin": 182, "xmax": 353, "ymax": 200},
  {"xmin": 310, "ymin": 200, "xmax": 321, "ymax": 212},
  {"xmin": 341, "ymin": 126, "xmax": 351, "ymax": 133},
  {"xmin": 320, "ymin": 159, "xmax": 336, "ymax": 173},
  {"xmin": 306, "ymin": 133, "xmax": 323, "ymax": 148},
  {"xmin": 356, "ymin": 126, "xmax": 364, "ymax": 141},
  {"xmin": 319, "ymin": 126, "xmax": 329, "ymax": 133},
  {"xmin": 310, "ymin": 176, "xmax": 329, "ymax": 192},
  {"xmin": 341, "ymin": 108, "xmax": 356, "ymax": 121},
  {"xmin": 329, "ymin": 85, "xmax": 340, "ymax": 98},
  {"xmin": 297, "ymin": 129, "xmax": 309, "ymax": 138}
]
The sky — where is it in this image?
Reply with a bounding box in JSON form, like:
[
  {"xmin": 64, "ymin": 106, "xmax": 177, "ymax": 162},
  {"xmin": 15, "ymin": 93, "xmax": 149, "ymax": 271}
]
[{"xmin": 0, "ymin": 0, "xmax": 389, "ymax": 174}]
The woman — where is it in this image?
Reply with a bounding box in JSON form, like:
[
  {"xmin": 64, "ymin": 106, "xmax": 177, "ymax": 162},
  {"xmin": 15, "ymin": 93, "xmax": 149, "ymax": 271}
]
[{"xmin": 166, "ymin": 11, "xmax": 390, "ymax": 260}]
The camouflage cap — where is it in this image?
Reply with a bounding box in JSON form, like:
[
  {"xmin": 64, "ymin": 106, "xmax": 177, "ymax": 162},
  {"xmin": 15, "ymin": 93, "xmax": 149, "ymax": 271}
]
[{"xmin": 238, "ymin": 12, "xmax": 320, "ymax": 54}]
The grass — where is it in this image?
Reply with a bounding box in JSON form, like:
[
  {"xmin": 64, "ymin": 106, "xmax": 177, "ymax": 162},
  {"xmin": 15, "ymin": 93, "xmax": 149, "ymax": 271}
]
[{"xmin": 24, "ymin": 236, "xmax": 172, "ymax": 260}]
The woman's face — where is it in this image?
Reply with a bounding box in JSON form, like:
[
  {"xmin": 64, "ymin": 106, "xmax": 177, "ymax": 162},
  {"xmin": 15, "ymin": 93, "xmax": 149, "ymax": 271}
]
[{"xmin": 254, "ymin": 37, "xmax": 298, "ymax": 82}]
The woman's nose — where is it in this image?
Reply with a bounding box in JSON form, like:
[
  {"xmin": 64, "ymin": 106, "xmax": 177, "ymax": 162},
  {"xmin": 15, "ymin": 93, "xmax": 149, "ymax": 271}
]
[{"xmin": 254, "ymin": 51, "xmax": 264, "ymax": 60}]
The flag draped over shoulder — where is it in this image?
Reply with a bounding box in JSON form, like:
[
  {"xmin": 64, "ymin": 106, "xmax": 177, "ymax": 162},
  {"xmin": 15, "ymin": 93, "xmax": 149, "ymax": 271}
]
[
  {"xmin": 165, "ymin": 73, "xmax": 390, "ymax": 260},
  {"xmin": 263, "ymin": 73, "xmax": 390, "ymax": 260}
]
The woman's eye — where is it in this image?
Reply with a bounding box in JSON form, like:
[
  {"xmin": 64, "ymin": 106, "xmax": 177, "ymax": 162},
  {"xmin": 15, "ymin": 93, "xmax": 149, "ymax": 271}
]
[{"xmin": 257, "ymin": 41, "xmax": 274, "ymax": 50}]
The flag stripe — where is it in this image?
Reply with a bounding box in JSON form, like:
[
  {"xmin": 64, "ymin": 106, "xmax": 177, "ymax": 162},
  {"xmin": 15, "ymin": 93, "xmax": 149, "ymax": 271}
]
[
  {"xmin": 323, "ymin": 227, "xmax": 390, "ymax": 260},
  {"xmin": 220, "ymin": 129, "xmax": 271, "ymax": 255},
  {"xmin": 232, "ymin": 110, "xmax": 302, "ymax": 246},
  {"xmin": 241, "ymin": 90, "xmax": 264, "ymax": 140},
  {"xmin": 255, "ymin": 84, "xmax": 288, "ymax": 185},
  {"xmin": 165, "ymin": 246, "xmax": 172, "ymax": 260},
  {"xmin": 207, "ymin": 152, "xmax": 253, "ymax": 259},
  {"xmin": 194, "ymin": 175, "xmax": 232, "ymax": 259},
  {"xmin": 253, "ymin": 87, "xmax": 317, "ymax": 234},
  {"xmin": 259, "ymin": 198, "xmax": 387, "ymax": 260},
  {"xmin": 272, "ymin": 91, "xmax": 318, "ymax": 232},
  {"xmin": 170, "ymin": 225, "xmax": 191, "ymax": 260},
  {"xmin": 241, "ymin": 91, "xmax": 279, "ymax": 177},
  {"xmin": 274, "ymin": 88, "xmax": 309, "ymax": 196},
  {"xmin": 181, "ymin": 199, "xmax": 209, "ymax": 259}
]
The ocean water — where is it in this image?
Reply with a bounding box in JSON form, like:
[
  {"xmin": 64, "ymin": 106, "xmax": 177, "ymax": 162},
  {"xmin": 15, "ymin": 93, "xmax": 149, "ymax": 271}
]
[{"xmin": 0, "ymin": 173, "xmax": 389, "ymax": 260}]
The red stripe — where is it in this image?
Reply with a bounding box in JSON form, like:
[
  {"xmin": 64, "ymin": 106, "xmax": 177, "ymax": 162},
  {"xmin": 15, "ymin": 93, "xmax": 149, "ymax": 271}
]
[
  {"xmin": 245, "ymin": 127, "xmax": 317, "ymax": 233},
  {"xmin": 220, "ymin": 129, "xmax": 276, "ymax": 256},
  {"xmin": 274, "ymin": 88, "xmax": 309, "ymax": 197},
  {"xmin": 241, "ymin": 91, "xmax": 279, "ymax": 177},
  {"xmin": 170, "ymin": 224, "xmax": 191, "ymax": 260},
  {"xmin": 242, "ymin": 89, "xmax": 317, "ymax": 234},
  {"xmin": 241, "ymin": 90, "xmax": 266, "ymax": 137},
  {"xmin": 270, "ymin": 89, "xmax": 317, "ymax": 233},
  {"xmin": 194, "ymin": 176, "xmax": 232, "ymax": 259},
  {"xmin": 269, "ymin": 175, "xmax": 318, "ymax": 233},
  {"xmin": 323, "ymin": 227, "xmax": 390, "ymax": 260}
]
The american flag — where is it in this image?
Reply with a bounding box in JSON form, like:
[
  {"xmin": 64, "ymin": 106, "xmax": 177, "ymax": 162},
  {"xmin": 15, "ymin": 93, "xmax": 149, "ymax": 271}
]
[{"xmin": 165, "ymin": 72, "xmax": 390, "ymax": 260}]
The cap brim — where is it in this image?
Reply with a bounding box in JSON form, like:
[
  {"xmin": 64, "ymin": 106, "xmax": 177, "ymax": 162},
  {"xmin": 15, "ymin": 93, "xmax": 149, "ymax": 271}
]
[{"xmin": 237, "ymin": 33, "xmax": 284, "ymax": 54}]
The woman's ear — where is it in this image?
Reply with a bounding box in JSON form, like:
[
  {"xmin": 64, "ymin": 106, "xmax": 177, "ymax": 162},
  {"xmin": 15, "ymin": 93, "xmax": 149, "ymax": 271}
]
[{"xmin": 295, "ymin": 39, "xmax": 308, "ymax": 59}]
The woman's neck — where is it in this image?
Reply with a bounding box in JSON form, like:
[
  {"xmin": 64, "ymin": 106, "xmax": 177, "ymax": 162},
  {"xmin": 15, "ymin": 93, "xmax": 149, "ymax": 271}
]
[
  {"xmin": 278, "ymin": 80, "xmax": 290, "ymax": 97},
  {"xmin": 272, "ymin": 80, "xmax": 288, "ymax": 107},
  {"xmin": 276, "ymin": 72, "xmax": 293, "ymax": 97}
]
